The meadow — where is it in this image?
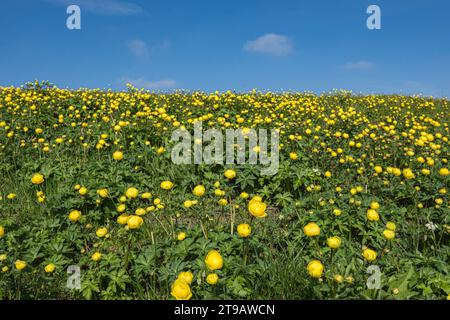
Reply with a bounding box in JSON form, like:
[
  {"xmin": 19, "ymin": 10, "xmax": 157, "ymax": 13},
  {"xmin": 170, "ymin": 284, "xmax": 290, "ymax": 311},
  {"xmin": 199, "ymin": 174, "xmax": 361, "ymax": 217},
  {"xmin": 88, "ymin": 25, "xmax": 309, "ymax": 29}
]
[{"xmin": 0, "ymin": 81, "xmax": 448, "ymax": 300}]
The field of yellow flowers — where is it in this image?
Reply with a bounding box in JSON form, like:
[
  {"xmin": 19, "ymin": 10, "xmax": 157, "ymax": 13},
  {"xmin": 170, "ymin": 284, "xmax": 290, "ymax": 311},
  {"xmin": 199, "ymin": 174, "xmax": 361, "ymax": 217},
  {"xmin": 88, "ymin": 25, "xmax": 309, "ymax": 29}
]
[{"xmin": 0, "ymin": 81, "xmax": 449, "ymax": 300}]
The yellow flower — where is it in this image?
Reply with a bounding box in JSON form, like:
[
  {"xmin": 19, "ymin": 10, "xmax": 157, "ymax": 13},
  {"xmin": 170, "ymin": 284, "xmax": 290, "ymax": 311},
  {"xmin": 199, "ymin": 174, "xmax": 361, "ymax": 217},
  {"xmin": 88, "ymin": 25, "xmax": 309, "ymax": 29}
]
[
  {"xmin": 96, "ymin": 227, "xmax": 108, "ymax": 237},
  {"xmin": 402, "ymin": 168, "xmax": 415, "ymax": 179},
  {"xmin": 289, "ymin": 152, "xmax": 298, "ymax": 160},
  {"xmin": 367, "ymin": 209, "xmax": 380, "ymax": 221},
  {"xmin": 125, "ymin": 187, "xmax": 139, "ymax": 198},
  {"xmin": 113, "ymin": 150, "xmax": 123, "ymax": 160},
  {"xmin": 237, "ymin": 223, "xmax": 251, "ymax": 237},
  {"xmin": 178, "ymin": 271, "xmax": 193, "ymax": 284},
  {"xmin": 161, "ymin": 180, "xmax": 173, "ymax": 190},
  {"xmin": 374, "ymin": 166, "xmax": 383, "ymax": 174},
  {"xmin": 127, "ymin": 216, "xmax": 144, "ymax": 229},
  {"xmin": 333, "ymin": 208, "xmax": 342, "ymax": 216},
  {"xmin": 324, "ymin": 171, "xmax": 332, "ymax": 178},
  {"xmin": 362, "ymin": 248, "xmax": 377, "ymax": 262},
  {"xmin": 2, "ymin": 266, "xmax": 8, "ymax": 272},
  {"xmin": 96, "ymin": 188, "xmax": 108, "ymax": 198},
  {"xmin": 177, "ymin": 232, "xmax": 186, "ymax": 241},
  {"xmin": 117, "ymin": 214, "xmax": 130, "ymax": 225},
  {"xmin": 224, "ymin": 169, "xmax": 236, "ymax": 179},
  {"xmin": 218, "ymin": 198, "xmax": 228, "ymax": 206},
  {"xmin": 15, "ymin": 260, "xmax": 27, "ymax": 271},
  {"xmin": 0, "ymin": 254, "xmax": 6, "ymax": 261},
  {"xmin": 383, "ymin": 229, "xmax": 395, "ymax": 240},
  {"xmin": 44, "ymin": 263, "xmax": 56, "ymax": 273},
  {"xmin": 91, "ymin": 252, "xmax": 102, "ymax": 262},
  {"xmin": 78, "ymin": 187, "xmax": 88, "ymax": 196},
  {"xmin": 307, "ymin": 260, "xmax": 324, "ymax": 278},
  {"xmin": 326, "ymin": 236, "xmax": 341, "ymax": 249},
  {"xmin": 303, "ymin": 222, "xmax": 320, "ymax": 237},
  {"xmin": 334, "ymin": 274, "xmax": 344, "ymax": 283},
  {"xmin": 171, "ymin": 279, "xmax": 192, "ymax": 300},
  {"xmin": 68, "ymin": 210, "xmax": 81, "ymax": 222},
  {"xmin": 192, "ymin": 185, "xmax": 206, "ymax": 197},
  {"xmin": 141, "ymin": 192, "xmax": 152, "ymax": 199},
  {"xmin": 135, "ymin": 208, "xmax": 146, "ymax": 216},
  {"xmin": 31, "ymin": 173, "xmax": 44, "ymax": 185},
  {"xmin": 369, "ymin": 201, "xmax": 380, "ymax": 210},
  {"xmin": 0, "ymin": 226, "xmax": 4, "ymax": 237},
  {"xmin": 205, "ymin": 250, "xmax": 223, "ymax": 270},
  {"xmin": 240, "ymin": 192, "xmax": 249, "ymax": 199},
  {"xmin": 439, "ymin": 167, "xmax": 449, "ymax": 176},
  {"xmin": 206, "ymin": 273, "xmax": 219, "ymax": 285},
  {"xmin": 386, "ymin": 221, "xmax": 396, "ymax": 231},
  {"xmin": 248, "ymin": 198, "xmax": 267, "ymax": 218}
]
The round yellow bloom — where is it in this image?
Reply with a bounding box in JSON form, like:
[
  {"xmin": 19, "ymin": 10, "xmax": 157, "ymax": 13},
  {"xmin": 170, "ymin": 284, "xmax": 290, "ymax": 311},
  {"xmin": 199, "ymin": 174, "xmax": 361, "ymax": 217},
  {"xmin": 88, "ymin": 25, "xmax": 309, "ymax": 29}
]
[
  {"xmin": 15, "ymin": 260, "xmax": 27, "ymax": 271},
  {"xmin": 218, "ymin": 198, "xmax": 228, "ymax": 206},
  {"xmin": 327, "ymin": 236, "xmax": 341, "ymax": 249},
  {"xmin": 192, "ymin": 185, "xmax": 206, "ymax": 197},
  {"xmin": 68, "ymin": 210, "xmax": 81, "ymax": 222},
  {"xmin": 367, "ymin": 209, "xmax": 380, "ymax": 221},
  {"xmin": 91, "ymin": 252, "xmax": 102, "ymax": 262},
  {"xmin": 386, "ymin": 222, "xmax": 396, "ymax": 231},
  {"xmin": 370, "ymin": 201, "xmax": 380, "ymax": 210},
  {"xmin": 161, "ymin": 180, "xmax": 173, "ymax": 190},
  {"xmin": 0, "ymin": 254, "xmax": 6, "ymax": 261},
  {"xmin": 117, "ymin": 214, "xmax": 130, "ymax": 225},
  {"xmin": 240, "ymin": 192, "xmax": 249, "ymax": 199},
  {"xmin": 127, "ymin": 216, "xmax": 144, "ymax": 229},
  {"xmin": 97, "ymin": 188, "xmax": 108, "ymax": 198},
  {"xmin": 206, "ymin": 273, "xmax": 219, "ymax": 285},
  {"xmin": 31, "ymin": 173, "xmax": 44, "ymax": 185},
  {"xmin": 237, "ymin": 223, "xmax": 251, "ymax": 237},
  {"xmin": 177, "ymin": 232, "xmax": 186, "ymax": 241},
  {"xmin": 334, "ymin": 274, "xmax": 344, "ymax": 283},
  {"xmin": 44, "ymin": 263, "xmax": 56, "ymax": 273},
  {"xmin": 374, "ymin": 166, "xmax": 383, "ymax": 174},
  {"xmin": 439, "ymin": 168, "xmax": 449, "ymax": 176},
  {"xmin": 178, "ymin": 271, "xmax": 193, "ymax": 284},
  {"xmin": 96, "ymin": 227, "xmax": 108, "ymax": 237},
  {"xmin": 307, "ymin": 260, "xmax": 324, "ymax": 278},
  {"xmin": 78, "ymin": 187, "xmax": 88, "ymax": 196},
  {"xmin": 248, "ymin": 199, "xmax": 267, "ymax": 218},
  {"xmin": 402, "ymin": 168, "xmax": 415, "ymax": 179},
  {"xmin": 0, "ymin": 226, "xmax": 4, "ymax": 237},
  {"xmin": 171, "ymin": 279, "xmax": 192, "ymax": 300},
  {"xmin": 141, "ymin": 192, "xmax": 152, "ymax": 199},
  {"xmin": 333, "ymin": 208, "xmax": 342, "ymax": 216},
  {"xmin": 303, "ymin": 222, "xmax": 320, "ymax": 237},
  {"xmin": 205, "ymin": 250, "xmax": 223, "ymax": 270},
  {"xmin": 113, "ymin": 151, "xmax": 123, "ymax": 160},
  {"xmin": 289, "ymin": 152, "xmax": 298, "ymax": 160},
  {"xmin": 135, "ymin": 208, "xmax": 146, "ymax": 216},
  {"xmin": 224, "ymin": 169, "xmax": 236, "ymax": 179},
  {"xmin": 125, "ymin": 187, "xmax": 139, "ymax": 198},
  {"xmin": 383, "ymin": 229, "xmax": 395, "ymax": 240},
  {"xmin": 362, "ymin": 248, "xmax": 377, "ymax": 262},
  {"xmin": 325, "ymin": 171, "xmax": 332, "ymax": 178}
]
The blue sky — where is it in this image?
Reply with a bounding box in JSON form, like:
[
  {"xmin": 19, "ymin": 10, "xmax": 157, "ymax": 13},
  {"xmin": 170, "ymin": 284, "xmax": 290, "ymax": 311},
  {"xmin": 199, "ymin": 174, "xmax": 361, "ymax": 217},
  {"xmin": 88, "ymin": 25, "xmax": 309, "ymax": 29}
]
[{"xmin": 0, "ymin": 0, "xmax": 449, "ymax": 96}]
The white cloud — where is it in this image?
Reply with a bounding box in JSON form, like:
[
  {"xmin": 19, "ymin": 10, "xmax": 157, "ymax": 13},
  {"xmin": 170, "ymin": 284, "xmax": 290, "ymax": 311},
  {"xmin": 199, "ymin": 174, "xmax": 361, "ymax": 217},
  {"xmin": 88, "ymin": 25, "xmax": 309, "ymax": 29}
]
[
  {"xmin": 126, "ymin": 39, "xmax": 148, "ymax": 57},
  {"xmin": 46, "ymin": 0, "xmax": 143, "ymax": 15},
  {"xmin": 244, "ymin": 33, "xmax": 293, "ymax": 57},
  {"xmin": 341, "ymin": 61, "xmax": 376, "ymax": 70},
  {"xmin": 122, "ymin": 77, "xmax": 176, "ymax": 90}
]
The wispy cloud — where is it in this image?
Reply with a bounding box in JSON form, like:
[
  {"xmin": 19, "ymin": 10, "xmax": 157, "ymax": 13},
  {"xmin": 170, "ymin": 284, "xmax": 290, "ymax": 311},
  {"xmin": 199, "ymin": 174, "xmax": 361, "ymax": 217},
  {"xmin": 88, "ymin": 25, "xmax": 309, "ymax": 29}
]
[
  {"xmin": 244, "ymin": 33, "xmax": 293, "ymax": 57},
  {"xmin": 341, "ymin": 61, "xmax": 376, "ymax": 71},
  {"xmin": 126, "ymin": 39, "xmax": 149, "ymax": 57},
  {"xmin": 126, "ymin": 39, "xmax": 171, "ymax": 58},
  {"xmin": 121, "ymin": 77, "xmax": 176, "ymax": 90},
  {"xmin": 46, "ymin": 0, "xmax": 143, "ymax": 15}
]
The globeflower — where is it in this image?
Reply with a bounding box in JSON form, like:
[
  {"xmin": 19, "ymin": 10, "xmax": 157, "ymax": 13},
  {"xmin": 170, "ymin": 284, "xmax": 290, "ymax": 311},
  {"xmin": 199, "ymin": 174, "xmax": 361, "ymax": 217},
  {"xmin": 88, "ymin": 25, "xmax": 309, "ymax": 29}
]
[
  {"xmin": 383, "ymin": 229, "xmax": 395, "ymax": 240},
  {"xmin": 125, "ymin": 187, "xmax": 139, "ymax": 198},
  {"xmin": 127, "ymin": 216, "xmax": 143, "ymax": 229},
  {"xmin": 15, "ymin": 260, "xmax": 27, "ymax": 271},
  {"xmin": 205, "ymin": 250, "xmax": 223, "ymax": 270},
  {"xmin": 177, "ymin": 271, "xmax": 193, "ymax": 285},
  {"xmin": 68, "ymin": 210, "xmax": 81, "ymax": 222},
  {"xmin": 0, "ymin": 226, "xmax": 4, "ymax": 237},
  {"xmin": 224, "ymin": 169, "xmax": 236, "ymax": 180},
  {"xmin": 171, "ymin": 279, "xmax": 192, "ymax": 300},
  {"xmin": 367, "ymin": 209, "xmax": 380, "ymax": 221},
  {"xmin": 206, "ymin": 273, "xmax": 219, "ymax": 285},
  {"xmin": 237, "ymin": 223, "xmax": 251, "ymax": 237},
  {"xmin": 96, "ymin": 227, "xmax": 108, "ymax": 238},
  {"xmin": 307, "ymin": 260, "xmax": 324, "ymax": 278},
  {"xmin": 113, "ymin": 151, "xmax": 123, "ymax": 160},
  {"xmin": 439, "ymin": 168, "xmax": 449, "ymax": 176},
  {"xmin": 160, "ymin": 180, "xmax": 173, "ymax": 190},
  {"xmin": 248, "ymin": 198, "xmax": 267, "ymax": 218},
  {"xmin": 326, "ymin": 236, "xmax": 341, "ymax": 249},
  {"xmin": 91, "ymin": 252, "xmax": 102, "ymax": 262},
  {"xmin": 362, "ymin": 248, "xmax": 377, "ymax": 262},
  {"xmin": 303, "ymin": 222, "xmax": 320, "ymax": 237},
  {"xmin": 177, "ymin": 232, "xmax": 186, "ymax": 241},
  {"xmin": 402, "ymin": 168, "xmax": 415, "ymax": 179},
  {"xmin": 44, "ymin": 263, "xmax": 56, "ymax": 273},
  {"xmin": 31, "ymin": 173, "xmax": 44, "ymax": 185},
  {"xmin": 192, "ymin": 185, "xmax": 205, "ymax": 197}
]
